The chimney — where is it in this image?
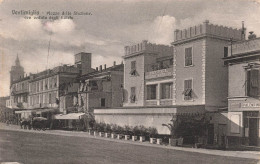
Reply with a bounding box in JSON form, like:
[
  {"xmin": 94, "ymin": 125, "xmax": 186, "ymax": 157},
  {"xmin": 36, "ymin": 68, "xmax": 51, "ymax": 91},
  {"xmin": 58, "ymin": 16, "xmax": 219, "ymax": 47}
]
[
  {"xmin": 99, "ymin": 65, "xmax": 102, "ymax": 71},
  {"xmin": 113, "ymin": 61, "xmax": 116, "ymax": 66},
  {"xmin": 241, "ymin": 21, "xmax": 246, "ymax": 40},
  {"xmin": 104, "ymin": 64, "xmax": 106, "ymax": 70}
]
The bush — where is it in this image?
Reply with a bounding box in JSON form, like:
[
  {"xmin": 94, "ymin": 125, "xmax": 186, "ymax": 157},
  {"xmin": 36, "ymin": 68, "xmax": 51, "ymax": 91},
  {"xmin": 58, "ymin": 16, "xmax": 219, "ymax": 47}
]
[
  {"xmin": 104, "ymin": 124, "xmax": 112, "ymax": 133},
  {"xmin": 148, "ymin": 127, "xmax": 158, "ymax": 138},
  {"xmin": 139, "ymin": 125, "xmax": 148, "ymax": 136},
  {"xmin": 95, "ymin": 122, "xmax": 106, "ymax": 132},
  {"xmin": 123, "ymin": 125, "xmax": 132, "ymax": 135},
  {"xmin": 132, "ymin": 126, "xmax": 140, "ymax": 136}
]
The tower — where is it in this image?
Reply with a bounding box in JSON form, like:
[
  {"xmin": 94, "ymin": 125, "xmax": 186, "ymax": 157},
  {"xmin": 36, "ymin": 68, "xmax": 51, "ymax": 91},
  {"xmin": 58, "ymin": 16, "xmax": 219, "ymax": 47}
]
[
  {"xmin": 10, "ymin": 54, "xmax": 24, "ymax": 85},
  {"xmin": 74, "ymin": 52, "xmax": 92, "ymax": 75}
]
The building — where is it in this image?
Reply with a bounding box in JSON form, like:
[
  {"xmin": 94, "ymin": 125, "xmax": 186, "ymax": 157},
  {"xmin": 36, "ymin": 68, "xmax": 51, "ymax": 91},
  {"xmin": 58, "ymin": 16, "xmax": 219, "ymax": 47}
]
[
  {"xmin": 224, "ymin": 33, "xmax": 260, "ymax": 146},
  {"xmin": 94, "ymin": 21, "xmax": 244, "ymax": 138},
  {"xmin": 77, "ymin": 62, "xmax": 124, "ymax": 113},
  {"xmin": 12, "ymin": 52, "xmax": 93, "ymax": 120}
]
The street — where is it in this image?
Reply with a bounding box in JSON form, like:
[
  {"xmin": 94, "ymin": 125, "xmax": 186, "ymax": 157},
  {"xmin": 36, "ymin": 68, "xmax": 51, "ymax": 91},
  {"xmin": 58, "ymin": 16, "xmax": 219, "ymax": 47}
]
[{"xmin": 0, "ymin": 129, "xmax": 258, "ymax": 164}]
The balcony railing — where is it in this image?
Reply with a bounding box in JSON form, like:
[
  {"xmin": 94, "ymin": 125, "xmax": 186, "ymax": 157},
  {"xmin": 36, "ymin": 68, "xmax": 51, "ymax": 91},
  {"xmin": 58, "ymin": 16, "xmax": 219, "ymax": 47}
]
[
  {"xmin": 145, "ymin": 99, "xmax": 173, "ymax": 106},
  {"xmin": 145, "ymin": 67, "xmax": 173, "ymax": 80}
]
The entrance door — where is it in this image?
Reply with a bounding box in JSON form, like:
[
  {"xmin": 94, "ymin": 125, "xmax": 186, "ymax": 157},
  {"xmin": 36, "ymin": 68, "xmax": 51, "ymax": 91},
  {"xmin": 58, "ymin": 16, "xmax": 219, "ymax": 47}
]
[
  {"xmin": 207, "ymin": 124, "xmax": 214, "ymax": 144},
  {"xmin": 249, "ymin": 118, "xmax": 258, "ymax": 146},
  {"xmin": 218, "ymin": 124, "xmax": 227, "ymax": 147}
]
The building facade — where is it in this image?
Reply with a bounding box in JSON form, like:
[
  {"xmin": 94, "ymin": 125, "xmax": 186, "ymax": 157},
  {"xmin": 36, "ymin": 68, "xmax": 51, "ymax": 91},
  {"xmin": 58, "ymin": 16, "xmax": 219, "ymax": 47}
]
[
  {"xmin": 77, "ymin": 62, "xmax": 124, "ymax": 113},
  {"xmin": 224, "ymin": 35, "xmax": 260, "ymax": 146},
  {"xmin": 94, "ymin": 21, "xmax": 245, "ymax": 136}
]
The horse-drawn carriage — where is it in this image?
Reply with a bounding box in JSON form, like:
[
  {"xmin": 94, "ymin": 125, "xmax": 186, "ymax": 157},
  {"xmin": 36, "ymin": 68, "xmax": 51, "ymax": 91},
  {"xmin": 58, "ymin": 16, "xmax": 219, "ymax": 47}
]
[{"xmin": 20, "ymin": 117, "xmax": 50, "ymax": 131}]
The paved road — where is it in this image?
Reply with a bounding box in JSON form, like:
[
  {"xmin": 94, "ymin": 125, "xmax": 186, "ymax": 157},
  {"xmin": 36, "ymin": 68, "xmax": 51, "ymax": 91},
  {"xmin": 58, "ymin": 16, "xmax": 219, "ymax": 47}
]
[{"xmin": 0, "ymin": 129, "xmax": 258, "ymax": 164}]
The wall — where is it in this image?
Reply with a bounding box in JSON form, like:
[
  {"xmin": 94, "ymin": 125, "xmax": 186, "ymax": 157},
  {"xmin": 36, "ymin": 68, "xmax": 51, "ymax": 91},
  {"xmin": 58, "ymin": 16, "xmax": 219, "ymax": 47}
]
[
  {"xmin": 111, "ymin": 72, "xmax": 124, "ymax": 107},
  {"xmin": 205, "ymin": 38, "xmax": 228, "ymax": 110},
  {"xmin": 123, "ymin": 55, "xmax": 145, "ymax": 106},
  {"xmin": 228, "ymin": 63, "xmax": 247, "ymax": 97},
  {"xmin": 174, "ymin": 39, "xmax": 204, "ymax": 105}
]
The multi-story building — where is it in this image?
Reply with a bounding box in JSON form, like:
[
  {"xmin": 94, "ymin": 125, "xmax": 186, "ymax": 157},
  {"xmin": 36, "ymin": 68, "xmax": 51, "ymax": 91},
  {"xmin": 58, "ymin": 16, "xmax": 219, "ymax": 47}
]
[
  {"xmin": 224, "ymin": 33, "xmax": 260, "ymax": 146},
  {"xmin": 77, "ymin": 62, "xmax": 124, "ymax": 113},
  {"xmin": 14, "ymin": 52, "xmax": 93, "ymax": 119},
  {"xmin": 6, "ymin": 55, "xmax": 29, "ymax": 110},
  {"xmin": 94, "ymin": 21, "xmax": 245, "ymax": 136}
]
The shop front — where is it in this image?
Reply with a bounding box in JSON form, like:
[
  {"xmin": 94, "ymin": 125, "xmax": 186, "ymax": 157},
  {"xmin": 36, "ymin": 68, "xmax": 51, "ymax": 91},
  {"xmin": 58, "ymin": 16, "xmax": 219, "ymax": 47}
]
[{"xmin": 228, "ymin": 97, "xmax": 260, "ymax": 146}]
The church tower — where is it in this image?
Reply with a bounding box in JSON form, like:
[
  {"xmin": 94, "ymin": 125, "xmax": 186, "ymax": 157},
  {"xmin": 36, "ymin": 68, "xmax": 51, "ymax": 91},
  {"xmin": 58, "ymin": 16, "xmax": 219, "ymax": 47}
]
[{"xmin": 10, "ymin": 54, "xmax": 24, "ymax": 85}]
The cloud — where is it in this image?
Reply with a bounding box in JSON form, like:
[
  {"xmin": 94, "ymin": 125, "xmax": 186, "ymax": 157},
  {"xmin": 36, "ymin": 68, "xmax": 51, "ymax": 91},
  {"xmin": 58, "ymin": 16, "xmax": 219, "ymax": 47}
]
[
  {"xmin": 148, "ymin": 15, "xmax": 176, "ymax": 45},
  {"xmin": 43, "ymin": 19, "xmax": 76, "ymax": 34}
]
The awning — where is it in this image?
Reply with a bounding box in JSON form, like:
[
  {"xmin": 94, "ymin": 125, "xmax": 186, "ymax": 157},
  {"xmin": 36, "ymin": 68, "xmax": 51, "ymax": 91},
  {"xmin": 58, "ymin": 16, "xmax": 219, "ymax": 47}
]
[
  {"xmin": 35, "ymin": 108, "xmax": 58, "ymax": 114},
  {"xmin": 54, "ymin": 113, "xmax": 86, "ymax": 120}
]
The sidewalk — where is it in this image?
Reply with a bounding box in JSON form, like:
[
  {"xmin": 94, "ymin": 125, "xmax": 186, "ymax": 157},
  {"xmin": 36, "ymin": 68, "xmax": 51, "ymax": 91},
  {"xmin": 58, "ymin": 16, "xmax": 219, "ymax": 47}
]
[{"xmin": 0, "ymin": 123, "xmax": 259, "ymax": 160}]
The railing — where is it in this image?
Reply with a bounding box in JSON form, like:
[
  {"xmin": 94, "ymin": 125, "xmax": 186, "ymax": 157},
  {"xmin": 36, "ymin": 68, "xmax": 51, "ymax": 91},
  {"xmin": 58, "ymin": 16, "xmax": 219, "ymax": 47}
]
[{"xmin": 145, "ymin": 99, "xmax": 173, "ymax": 106}]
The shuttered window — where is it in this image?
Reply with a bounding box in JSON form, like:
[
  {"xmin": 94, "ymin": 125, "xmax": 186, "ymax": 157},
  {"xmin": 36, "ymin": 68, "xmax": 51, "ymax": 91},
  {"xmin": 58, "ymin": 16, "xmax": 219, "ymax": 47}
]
[
  {"xmin": 183, "ymin": 79, "xmax": 192, "ymax": 100},
  {"xmin": 185, "ymin": 47, "xmax": 193, "ymax": 66},
  {"xmin": 130, "ymin": 87, "xmax": 136, "ymax": 103},
  {"xmin": 247, "ymin": 69, "xmax": 259, "ymax": 97}
]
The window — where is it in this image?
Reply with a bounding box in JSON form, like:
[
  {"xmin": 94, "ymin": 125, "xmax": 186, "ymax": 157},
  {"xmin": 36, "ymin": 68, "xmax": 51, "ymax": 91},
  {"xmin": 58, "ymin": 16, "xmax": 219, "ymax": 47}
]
[
  {"xmin": 224, "ymin": 47, "xmax": 228, "ymax": 58},
  {"xmin": 101, "ymin": 98, "xmax": 106, "ymax": 107},
  {"xmin": 161, "ymin": 83, "xmax": 172, "ymax": 99},
  {"xmin": 185, "ymin": 47, "xmax": 193, "ymax": 66},
  {"xmin": 130, "ymin": 87, "xmax": 136, "ymax": 103},
  {"xmin": 183, "ymin": 79, "xmax": 192, "ymax": 100},
  {"xmin": 130, "ymin": 61, "xmax": 137, "ymax": 76},
  {"xmin": 146, "ymin": 85, "xmax": 157, "ymax": 100},
  {"xmin": 247, "ymin": 69, "xmax": 259, "ymax": 97},
  {"xmin": 49, "ymin": 93, "xmax": 52, "ymax": 104}
]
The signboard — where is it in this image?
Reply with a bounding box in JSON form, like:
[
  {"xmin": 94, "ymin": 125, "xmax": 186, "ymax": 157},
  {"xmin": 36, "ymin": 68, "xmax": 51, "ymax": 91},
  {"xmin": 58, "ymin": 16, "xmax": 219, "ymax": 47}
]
[
  {"xmin": 145, "ymin": 68, "xmax": 173, "ymax": 79},
  {"xmin": 229, "ymin": 99, "xmax": 260, "ymax": 112}
]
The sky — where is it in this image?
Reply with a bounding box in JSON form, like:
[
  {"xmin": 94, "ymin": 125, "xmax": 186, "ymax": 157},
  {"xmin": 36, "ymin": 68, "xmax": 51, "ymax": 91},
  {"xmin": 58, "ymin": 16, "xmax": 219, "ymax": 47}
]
[{"xmin": 0, "ymin": 0, "xmax": 260, "ymax": 97}]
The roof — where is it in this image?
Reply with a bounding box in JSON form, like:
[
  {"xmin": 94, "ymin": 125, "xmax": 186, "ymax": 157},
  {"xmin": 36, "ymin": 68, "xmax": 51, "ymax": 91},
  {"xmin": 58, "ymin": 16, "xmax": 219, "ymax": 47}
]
[{"xmin": 79, "ymin": 64, "xmax": 124, "ymax": 80}]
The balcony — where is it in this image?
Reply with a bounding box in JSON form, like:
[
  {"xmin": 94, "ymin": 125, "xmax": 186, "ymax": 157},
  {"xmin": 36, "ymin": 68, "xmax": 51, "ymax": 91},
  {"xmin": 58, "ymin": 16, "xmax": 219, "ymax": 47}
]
[
  {"xmin": 145, "ymin": 67, "xmax": 173, "ymax": 80},
  {"xmin": 145, "ymin": 99, "xmax": 173, "ymax": 106}
]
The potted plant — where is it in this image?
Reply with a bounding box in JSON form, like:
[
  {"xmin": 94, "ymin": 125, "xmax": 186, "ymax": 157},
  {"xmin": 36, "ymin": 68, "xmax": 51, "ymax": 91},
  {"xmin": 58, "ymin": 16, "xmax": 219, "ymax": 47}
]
[
  {"xmin": 139, "ymin": 125, "xmax": 147, "ymax": 142},
  {"xmin": 132, "ymin": 126, "xmax": 140, "ymax": 141},
  {"xmin": 104, "ymin": 124, "xmax": 112, "ymax": 138},
  {"xmin": 148, "ymin": 127, "xmax": 158, "ymax": 144},
  {"xmin": 98, "ymin": 122, "xmax": 105, "ymax": 137},
  {"xmin": 111, "ymin": 124, "xmax": 118, "ymax": 139},
  {"xmin": 93, "ymin": 122, "xmax": 100, "ymax": 136},
  {"xmin": 117, "ymin": 125, "xmax": 124, "ymax": 139},
  {"xmin": 124, "ymin": 125, "xmax": 131, "ymax": 140},
  {"xmin": 162, "ymin": 116, "xmax": 179, "ymax": 146}
]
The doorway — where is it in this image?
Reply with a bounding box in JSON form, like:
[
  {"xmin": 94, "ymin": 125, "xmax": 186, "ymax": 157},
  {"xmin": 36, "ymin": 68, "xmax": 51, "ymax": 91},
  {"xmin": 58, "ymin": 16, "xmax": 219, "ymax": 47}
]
[
  {"xmin": 207, "ymin": 124, "xmax": 214, "ymax": 145},
  {"xmin": 249, "ymin": 118, "xmax": 258, "ymax": 146}
]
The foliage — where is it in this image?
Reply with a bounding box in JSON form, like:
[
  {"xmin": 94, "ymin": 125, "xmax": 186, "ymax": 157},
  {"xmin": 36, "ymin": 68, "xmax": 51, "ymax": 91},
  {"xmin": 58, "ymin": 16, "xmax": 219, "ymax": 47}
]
[
  {"xmin": 139, "ymin": 125, "xmax": 148, "ymax": 136},
  {"xmin": 147, "ymin": 127, "xmax": 158, "ymax": 138},
  {"xmin": 104, "ymin": 124, "xmax": 112, "ymax": 133},
  {"xmin": 123, "ymin": 125, "xmax": 132, "ymax": 135},
  {"xmin": 132, "ymin": 126, "xmax": 140, "ymax": 136}
]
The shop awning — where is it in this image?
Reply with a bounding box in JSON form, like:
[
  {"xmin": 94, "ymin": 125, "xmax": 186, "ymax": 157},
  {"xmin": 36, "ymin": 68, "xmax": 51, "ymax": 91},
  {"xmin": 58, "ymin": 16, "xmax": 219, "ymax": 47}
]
[
  {"xmin": 54, "ymin": 113, "xmax": 86, "ymax": 120},
  {"xmin": 35, "ymin": 108, "xmax": 58, "ymax": 114}
]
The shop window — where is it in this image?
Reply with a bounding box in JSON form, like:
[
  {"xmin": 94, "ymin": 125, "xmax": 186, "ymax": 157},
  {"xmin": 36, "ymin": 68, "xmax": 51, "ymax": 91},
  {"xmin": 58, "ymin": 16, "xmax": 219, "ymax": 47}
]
[
  {"xmin": 161, "ymin": 83, "xmax": 172, "ymax": 99},
  {"xmin": 130, "ymin": 87, "xmax": 136, "ymax": 103},
  {"xmin": 146, "ymin": 85, "xmax": 157, "ymax": 100},
  {"xmin": 183, "ymin": 79, "xmax": 192, "ymax": 100},
  {"xmin": 185, "ymin": 47, "xmax": 193, "ymax": 66},
  {"xmin": 247, "ymin": 69, "xmax": 259, "ymax": 97}
]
